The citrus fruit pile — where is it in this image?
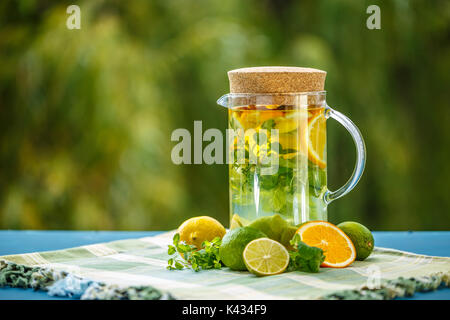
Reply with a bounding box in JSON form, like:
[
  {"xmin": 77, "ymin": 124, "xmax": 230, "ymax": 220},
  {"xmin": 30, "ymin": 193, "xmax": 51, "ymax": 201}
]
[{"xmin": 168, "ymin": 215, "xmax": 374, "ymax": 276}]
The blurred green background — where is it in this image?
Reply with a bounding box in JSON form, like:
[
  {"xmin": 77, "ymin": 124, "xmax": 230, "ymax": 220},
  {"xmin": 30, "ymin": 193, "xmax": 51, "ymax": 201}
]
[{"xmin": 0, "ymin": 0, "xmax": 449, "ymax": 231}]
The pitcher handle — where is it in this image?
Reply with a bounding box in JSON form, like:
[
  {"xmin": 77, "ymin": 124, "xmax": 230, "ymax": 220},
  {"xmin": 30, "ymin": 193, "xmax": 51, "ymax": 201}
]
[{"xmin": 323, "ymin": 105, "xmax": 366, "ymax": 205}]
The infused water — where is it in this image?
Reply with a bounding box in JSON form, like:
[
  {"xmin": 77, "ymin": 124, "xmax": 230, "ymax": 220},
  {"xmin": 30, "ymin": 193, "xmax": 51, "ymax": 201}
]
[{"xmin": 228, "ymin": 104, "xmax": 327, "ymax": 228}]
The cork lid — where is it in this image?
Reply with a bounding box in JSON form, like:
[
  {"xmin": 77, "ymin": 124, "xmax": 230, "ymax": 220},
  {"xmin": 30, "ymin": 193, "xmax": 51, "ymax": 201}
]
[{"xmin": 227, "ymin": 66, "xmax": 326, "ymax": 93}]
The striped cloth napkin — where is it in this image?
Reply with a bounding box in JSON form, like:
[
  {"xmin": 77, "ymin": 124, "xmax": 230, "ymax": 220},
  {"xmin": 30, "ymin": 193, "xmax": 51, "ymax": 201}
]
[{"xmin": 1, "ymin": 231, "xmax": 449, "ymax": 300}]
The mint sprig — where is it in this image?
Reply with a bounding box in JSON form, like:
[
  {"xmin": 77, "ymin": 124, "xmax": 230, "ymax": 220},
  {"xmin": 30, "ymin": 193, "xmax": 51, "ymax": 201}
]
[
  {"xmin": 287, "ymin": 234, "xmax": 325, "ymax": 273},
  {"xmin": 167, "ymin": 233, "xmax": 222, "ymax": 272}
]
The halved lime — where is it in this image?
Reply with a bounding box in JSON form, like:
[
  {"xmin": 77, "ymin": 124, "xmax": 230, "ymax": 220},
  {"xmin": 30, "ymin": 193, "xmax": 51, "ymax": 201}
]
[{"xmin": 243, "ymin": 238, "xmax": 290, "ymax": 276}]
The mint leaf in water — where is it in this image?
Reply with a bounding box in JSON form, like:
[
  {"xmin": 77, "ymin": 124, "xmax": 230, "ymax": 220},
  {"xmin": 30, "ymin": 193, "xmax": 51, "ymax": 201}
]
[{"xmin": 261, "ymin": 119, "xmax": 275, "ymax": 130}]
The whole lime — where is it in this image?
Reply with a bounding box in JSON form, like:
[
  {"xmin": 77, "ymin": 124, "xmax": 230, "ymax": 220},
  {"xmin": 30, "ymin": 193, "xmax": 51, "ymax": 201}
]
[
  {"xmin": 249, "ymin": 214, "xmax": 298, "ymax": 248},
  {"xmin": 337, "ymin": 221, "xmax": 374, "ymax": 261},
  {"xmin": 248, "ymin": 214, "xmax": 289, "ymax": 243},
  {"xmin": 219, "ymin": 227, "xmax": 267, "ymax": 271},
  {"xmin": 279, "ymin": 225, "xmax": 298, "ymax": 250}
]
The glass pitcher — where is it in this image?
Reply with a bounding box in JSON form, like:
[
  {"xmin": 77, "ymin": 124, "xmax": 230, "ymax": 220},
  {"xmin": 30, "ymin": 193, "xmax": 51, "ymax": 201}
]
[{"xmin": 217, "ymin": 67, "xmax": 366, "ymax": 231}]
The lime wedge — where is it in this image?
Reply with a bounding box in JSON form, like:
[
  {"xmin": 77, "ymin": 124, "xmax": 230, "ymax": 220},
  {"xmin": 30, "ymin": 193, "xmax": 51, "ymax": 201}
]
[
  {"xmin": 230, "ymin": 213, "xmax": 250, "ymax": 229},
  {"xmin": 243, "ymin": 238, "xmax": 290, "ymax": 276}
]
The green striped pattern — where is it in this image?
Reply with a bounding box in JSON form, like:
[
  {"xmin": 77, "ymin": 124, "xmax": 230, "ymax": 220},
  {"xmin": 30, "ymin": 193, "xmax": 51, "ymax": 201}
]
[{"xmin": 1, "ymin": 231, "xmax": 449, "ymax": 299}]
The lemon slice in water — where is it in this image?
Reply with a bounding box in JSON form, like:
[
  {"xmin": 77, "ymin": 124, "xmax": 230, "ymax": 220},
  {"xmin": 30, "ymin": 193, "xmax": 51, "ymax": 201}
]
[{"xmin": 307, "ymin": 112, "xmax": 327, "ymax": 168}]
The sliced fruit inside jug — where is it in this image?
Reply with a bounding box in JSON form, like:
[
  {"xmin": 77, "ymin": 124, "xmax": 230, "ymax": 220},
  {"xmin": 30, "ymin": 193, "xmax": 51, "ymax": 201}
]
[{"xmin": 228, "ymin": 104, "xmax": 327, "ymax": 228}]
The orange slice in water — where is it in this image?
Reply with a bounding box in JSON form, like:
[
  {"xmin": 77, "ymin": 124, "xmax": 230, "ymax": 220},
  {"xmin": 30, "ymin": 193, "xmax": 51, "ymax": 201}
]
[
  {"xmin": 306, "ymin": 112, "xmax": 327, "ymax": 168},
  {"xmin": 295, "ymin": 221, "xmax": 356, "ymax": 268}
]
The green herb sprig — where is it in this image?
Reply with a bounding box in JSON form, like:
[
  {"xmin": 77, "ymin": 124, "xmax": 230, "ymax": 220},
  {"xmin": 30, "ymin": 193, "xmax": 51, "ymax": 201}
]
[
  {"xmin": 167, "ymin": 233, "xmax": 222, "ymax": 272},
  {"xmin": 287, "ymin": 234, "xmax": 325, "ymax": 273}
]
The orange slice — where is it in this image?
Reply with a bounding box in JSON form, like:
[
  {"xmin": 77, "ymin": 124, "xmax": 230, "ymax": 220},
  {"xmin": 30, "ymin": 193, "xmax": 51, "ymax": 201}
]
[
  {"xmin": 295, "ymin": 221, "xmax": 356, "ymax": 268},
  {"xmin": 306, "ymin": 111, "xmax": 327, "ymax": 168}
]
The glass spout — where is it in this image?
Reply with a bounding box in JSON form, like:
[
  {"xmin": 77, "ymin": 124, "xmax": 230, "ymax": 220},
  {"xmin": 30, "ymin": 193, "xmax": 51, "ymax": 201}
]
[{"xmin": 216, "ymin": 94, "xmax": 231, "ymax": 108}]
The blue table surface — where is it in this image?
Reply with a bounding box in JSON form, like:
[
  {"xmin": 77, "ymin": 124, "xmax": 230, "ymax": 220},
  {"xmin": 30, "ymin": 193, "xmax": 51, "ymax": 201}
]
[{"xmin": 0, "ymin": 230, "xmax": 448, "ymax": 300}]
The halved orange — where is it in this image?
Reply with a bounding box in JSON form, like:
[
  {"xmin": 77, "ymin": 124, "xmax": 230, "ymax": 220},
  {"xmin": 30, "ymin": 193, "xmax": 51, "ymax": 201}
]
[
  {"xmin": 306, "ymin": 111, "xmax": 327, "ymax": 169},
  {"xmin": 295, "ymin": 221, "xmax": 356, "ymax": 268}
]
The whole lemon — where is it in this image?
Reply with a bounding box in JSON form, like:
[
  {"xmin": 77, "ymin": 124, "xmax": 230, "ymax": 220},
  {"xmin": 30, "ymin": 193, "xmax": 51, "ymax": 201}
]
[{"xmin": 178, "ymin": 216, "xmax": 226, "ymax": 249}]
